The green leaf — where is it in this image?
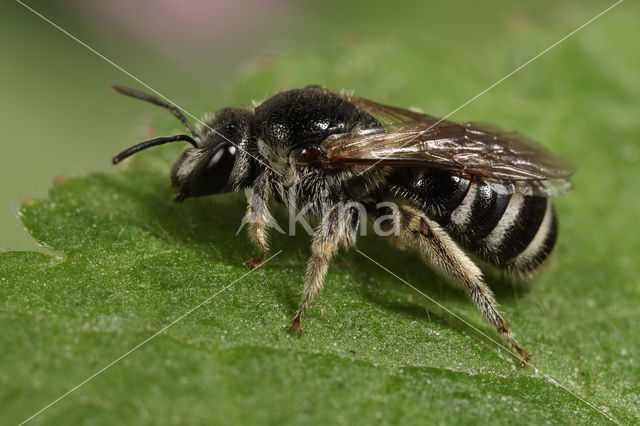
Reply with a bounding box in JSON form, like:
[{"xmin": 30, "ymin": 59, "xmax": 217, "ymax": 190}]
[{"xmin": 4, "ymin": 10, "xmax": 640, "ymax": 425}]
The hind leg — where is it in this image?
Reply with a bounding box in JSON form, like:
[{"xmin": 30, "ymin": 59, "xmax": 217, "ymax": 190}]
[{"xmin": 388, "ymin": 205, "xmax": 530, "ymax": 361}]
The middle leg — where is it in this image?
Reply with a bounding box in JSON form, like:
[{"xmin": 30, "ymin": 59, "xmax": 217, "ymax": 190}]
[{"xmin": 290, "ymin": 201, "xmax": 362, "ymax": 332}]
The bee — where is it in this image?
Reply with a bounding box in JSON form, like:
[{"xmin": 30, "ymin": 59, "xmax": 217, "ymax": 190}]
[{"xmin": 112, "ymin": 84, "xmax": 575, "ymax": 361}]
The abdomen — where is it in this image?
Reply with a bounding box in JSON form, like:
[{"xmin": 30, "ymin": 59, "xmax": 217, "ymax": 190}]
[{"xmin": 389, "ymin": 169, "xmax": 558, "ymax": 275}]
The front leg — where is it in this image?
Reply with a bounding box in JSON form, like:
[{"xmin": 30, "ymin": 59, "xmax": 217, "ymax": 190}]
[
  {"xmin": 244, "ymin": 173, "xmax": 275, "ymax": 269},
  {"xmin": 290, "ymin": 201, "xmax": 362, "ymax": 332}
]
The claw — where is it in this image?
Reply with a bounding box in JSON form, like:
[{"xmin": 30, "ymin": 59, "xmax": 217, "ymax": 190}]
[
  {"xmin": 244, "ymin": 257, "xmax": 263, "ymax": 269},
  {"xmin": 515, "ymin": 346, "xmax": 532, "ymax": 364},
  {"xmin": 289, "ymin": 311, "xmax": 303, "ymax": 334}
]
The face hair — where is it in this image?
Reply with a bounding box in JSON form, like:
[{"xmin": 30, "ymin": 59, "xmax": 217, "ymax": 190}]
[
  {"xmin": 112, "ymin": 134, "xmax": 198, "ymax": 164},
  {"xmin": 111, "ymin": 84, "xmax": 199, "ymax": 138}
]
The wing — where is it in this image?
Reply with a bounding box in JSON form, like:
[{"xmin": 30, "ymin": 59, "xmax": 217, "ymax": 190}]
[
  {"xmin": 318, "ymin": 91, "xmax": 576, "ymax": 197},
  {"xmin": 330, "ymin": 88, "xmax": 440, "ymax": 125}
]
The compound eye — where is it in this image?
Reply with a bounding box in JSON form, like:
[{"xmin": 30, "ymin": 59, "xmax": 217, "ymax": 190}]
[
  {"xmin": 190, "ymin": 144, "xmax": 237, "ymax": 196},
  {"xmin": 208, "ymin": 144, "xmax": 236, "ymax": 174}
]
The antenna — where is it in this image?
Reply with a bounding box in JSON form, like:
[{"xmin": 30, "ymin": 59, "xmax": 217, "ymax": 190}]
[
  {"xmin": 112, "ymin": 134, "xmax": 198, "ymax": 164},
  {"xmin": 112, "ymin": 84, "xmax": 198, "ymax": 138}
]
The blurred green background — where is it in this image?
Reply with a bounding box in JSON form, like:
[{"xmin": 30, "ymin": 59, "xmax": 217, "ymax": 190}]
[
  {"xmin": 4, "ymin": 0, "xmax": 636, "ymax": 251},
  {"xmin": 2, "ymin": 0, "xmax": 300, "ymax": 251}
]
